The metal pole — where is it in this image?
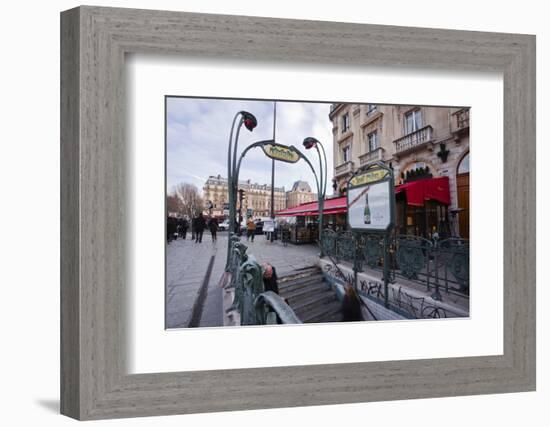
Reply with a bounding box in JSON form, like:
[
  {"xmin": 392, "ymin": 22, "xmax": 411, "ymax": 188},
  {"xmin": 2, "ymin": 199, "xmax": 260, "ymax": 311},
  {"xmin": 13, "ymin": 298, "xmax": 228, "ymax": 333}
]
[
  {"xmin": 315, "ymin": 143, "xmax": 328, "ymax": 257},
  {"xmin": 226, "ymin": 113, "xmax": 241, "ymax": 269},
  {"xmin": 270, "ymin": 102, "xmax": 276, "ymax": 242},
  {"xmin": 383, "ymin": 233, "xmax": 390, "ymax": 308}
]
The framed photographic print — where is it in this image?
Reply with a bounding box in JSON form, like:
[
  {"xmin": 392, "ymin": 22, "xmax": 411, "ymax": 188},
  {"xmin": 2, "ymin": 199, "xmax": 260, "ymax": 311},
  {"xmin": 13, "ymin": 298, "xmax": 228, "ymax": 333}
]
[{"xmin": 61, "ymin": 6, "xmax": 535, "ymax": 420}]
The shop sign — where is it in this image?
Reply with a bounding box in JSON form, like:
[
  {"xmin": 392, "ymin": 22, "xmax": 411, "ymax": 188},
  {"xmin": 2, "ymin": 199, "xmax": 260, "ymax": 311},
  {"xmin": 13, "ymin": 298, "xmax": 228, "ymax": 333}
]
[
  {"xmin": 349, "ymin": 169, "xmax": 388, "ymax": 187},
  {"xmin": 347, "ymin": 165, "xmax": 394, "ymax": 232}
]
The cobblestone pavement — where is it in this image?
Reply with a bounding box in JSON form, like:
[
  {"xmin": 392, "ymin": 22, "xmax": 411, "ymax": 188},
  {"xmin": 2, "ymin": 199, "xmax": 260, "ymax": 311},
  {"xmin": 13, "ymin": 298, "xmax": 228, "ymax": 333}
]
[{"xmin": 166, "ymin": 232, "xmax": 320, "ymax": 328}]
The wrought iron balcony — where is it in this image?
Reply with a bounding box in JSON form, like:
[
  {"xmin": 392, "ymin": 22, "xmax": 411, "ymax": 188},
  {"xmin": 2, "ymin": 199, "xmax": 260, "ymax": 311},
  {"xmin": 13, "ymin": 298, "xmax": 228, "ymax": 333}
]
[
  {"xmin": 329, "ymin": 103, "xmax": 344, "ymax": 118},
  {"xmin": 359, "ymin": 147, "xmax": 384, "ymax": 166},
  {"xmin": 334, "ymin": 161, "xmax": 354, "ymax": 178},
  {"xmin": 393, "ymin": 125, "xmax": 433, "ymax": 156}
]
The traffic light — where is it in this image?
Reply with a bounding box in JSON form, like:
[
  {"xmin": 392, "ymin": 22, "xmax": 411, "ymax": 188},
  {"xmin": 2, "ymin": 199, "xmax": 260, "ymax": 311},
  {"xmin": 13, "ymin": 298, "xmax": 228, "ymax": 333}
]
[{"xmin": 238, "ymin": 189, "xmax": 245, "ymax": 206}]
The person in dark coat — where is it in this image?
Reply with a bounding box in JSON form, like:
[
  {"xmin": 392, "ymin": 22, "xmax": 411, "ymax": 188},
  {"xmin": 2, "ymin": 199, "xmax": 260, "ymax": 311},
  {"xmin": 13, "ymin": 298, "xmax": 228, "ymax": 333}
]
[
  {"xmin": 341, "ymin": 283, "xmax": 364, "ymax": 321},
  {"xmin": 262, "ymin": 263, "xmax": 279, "ymax": 295},
  {"xmin": 194, "ymin": 213, "xmax": 207, "ymax": 243},
  {"xmin": 208, "ymin": 217, "xmax": 219, "ymax": 242},
  {"xmin": 179, "ymin": 217, "xmax": 189, "ymax": 240},
  {"xmin": 191, "ymin": 216, "xmax": 197, "ymax": 241},
  {"xmin": 166, "ymin": 216, "xmax": 177, "ymax": 243},
  {"xmin": 263, "ymin": 263, "xmax": 289, "ymax": 325}
]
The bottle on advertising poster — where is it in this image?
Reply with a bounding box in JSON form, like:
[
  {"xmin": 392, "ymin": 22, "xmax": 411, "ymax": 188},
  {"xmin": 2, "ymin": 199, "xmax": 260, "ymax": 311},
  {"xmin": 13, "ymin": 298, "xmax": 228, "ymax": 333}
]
[{"xmin": 363, "ymin": 191, "xmax": 371, "ymax": 224}]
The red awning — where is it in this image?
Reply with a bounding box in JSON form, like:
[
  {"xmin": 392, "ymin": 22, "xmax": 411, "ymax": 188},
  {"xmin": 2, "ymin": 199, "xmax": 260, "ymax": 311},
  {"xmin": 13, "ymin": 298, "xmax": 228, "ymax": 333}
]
[
  {"xmin": 276, "ymin": 196, "xmax": 347, "ymax": 217},
  {"xmin": 276, "ymin": 177, "xmax": 451, "ymax": 216},
  {"xmin": 395, "ymin": 176, "xmax": 451, "ymax": 206}
]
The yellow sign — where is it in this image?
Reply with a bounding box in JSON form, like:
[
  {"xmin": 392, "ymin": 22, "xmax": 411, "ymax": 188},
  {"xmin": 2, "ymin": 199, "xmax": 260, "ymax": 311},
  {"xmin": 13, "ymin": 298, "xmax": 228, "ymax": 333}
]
[
  {"xmin": 349, "ymin": 169, "xmax": 388, "ymax": 187},
  {"xmin": 261, "ymin": 143, "xmax": 300, "ymax": 164}
]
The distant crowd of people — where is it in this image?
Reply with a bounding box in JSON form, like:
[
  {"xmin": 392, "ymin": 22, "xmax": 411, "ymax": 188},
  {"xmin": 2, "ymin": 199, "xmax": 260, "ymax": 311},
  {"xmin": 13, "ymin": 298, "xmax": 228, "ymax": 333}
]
[{"xmin": 167, "ymin": 213, "xmax": 219, "ymax": 244}]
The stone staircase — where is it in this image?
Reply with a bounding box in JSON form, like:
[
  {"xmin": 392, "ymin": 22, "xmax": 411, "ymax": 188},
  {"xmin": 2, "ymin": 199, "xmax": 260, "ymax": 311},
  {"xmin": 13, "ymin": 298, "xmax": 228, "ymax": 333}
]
[{"xmin": 278, "ymin": 266, "xmax": 342, "ymax": 323}]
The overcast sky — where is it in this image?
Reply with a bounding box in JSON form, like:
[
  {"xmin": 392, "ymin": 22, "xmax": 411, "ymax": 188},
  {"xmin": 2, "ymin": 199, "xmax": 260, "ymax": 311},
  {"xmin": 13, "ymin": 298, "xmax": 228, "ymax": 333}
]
[{"xmin": 166, "ymin": 97, "xmax": 334, "ymax": 195}]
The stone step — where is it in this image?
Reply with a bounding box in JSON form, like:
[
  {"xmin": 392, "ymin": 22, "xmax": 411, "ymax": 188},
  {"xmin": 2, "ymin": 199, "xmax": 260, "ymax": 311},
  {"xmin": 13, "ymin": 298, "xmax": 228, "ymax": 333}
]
[
  {"xmin": 289, "ymin": 289, "xmax": 337, "ymax": 313},
  {"xmin": 278, "ymin": 266, "xmax": 321, "ymax": 283},
  {"xmin": 279, "ymin": 280, "xmax": 327, "ymax": 301},
  {"xmin": 301, "ymin": 300, "xmax": 343, "ymax": 324},
  {"xmin": 322, "ymin": 311, "xmax": 345, "ymax": 323},
  {"xmin": 278, "ymin": 273, "xmax": 324, "ymax": 291}
]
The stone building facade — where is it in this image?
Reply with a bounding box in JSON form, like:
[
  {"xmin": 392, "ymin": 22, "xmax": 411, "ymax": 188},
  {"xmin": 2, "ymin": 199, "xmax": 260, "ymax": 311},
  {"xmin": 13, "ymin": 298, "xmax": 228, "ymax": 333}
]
[
  {"xmin": 329, "ymin": 103, "xmax": 470, "ymax": 237},
  {"xmin": 203, "ymin": 174, "xmax": 286, "ymax": 218},
  {"xmin": 286, "ymin": 180, "xmax": 317, "ymax": 209}
]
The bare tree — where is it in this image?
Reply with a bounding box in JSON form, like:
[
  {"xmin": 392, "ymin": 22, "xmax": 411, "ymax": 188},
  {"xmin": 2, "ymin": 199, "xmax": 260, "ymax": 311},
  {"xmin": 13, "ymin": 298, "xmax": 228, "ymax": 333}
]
[
  {"xmin": 172, "ymin": 182, "xmax": 204, "ymax": 218},
  {"xmin": 166, "ymin": 193, "xmax": 184, "ymax": 215}
]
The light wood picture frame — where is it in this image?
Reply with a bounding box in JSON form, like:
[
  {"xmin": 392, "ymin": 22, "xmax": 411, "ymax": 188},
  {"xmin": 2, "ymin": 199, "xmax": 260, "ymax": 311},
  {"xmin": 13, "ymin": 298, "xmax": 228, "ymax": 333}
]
[{"xmin": 60, "ymin": 5, "xmax": 536, "ymax": 420}]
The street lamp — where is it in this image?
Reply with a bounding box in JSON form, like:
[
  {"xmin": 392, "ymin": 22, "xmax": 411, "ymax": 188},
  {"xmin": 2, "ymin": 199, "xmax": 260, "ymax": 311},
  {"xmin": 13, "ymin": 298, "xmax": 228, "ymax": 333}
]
[
  {"xmin": 242, "ymin": 112, "xmax": 258, "ymax": 131},
  {"xmin": 226, "ymin": 111, "xmax": 257, "ymax": 269},
  {"xmin": 302, "ymin": 137, "xmax": 327, "ymax": 256}
]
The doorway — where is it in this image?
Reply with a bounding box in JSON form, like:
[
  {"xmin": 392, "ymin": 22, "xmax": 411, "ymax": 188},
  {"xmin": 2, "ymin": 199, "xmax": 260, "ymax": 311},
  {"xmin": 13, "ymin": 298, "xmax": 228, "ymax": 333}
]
[{"xmin": 456, "ymin": 153, "xmax": 470, "ymax": 239}]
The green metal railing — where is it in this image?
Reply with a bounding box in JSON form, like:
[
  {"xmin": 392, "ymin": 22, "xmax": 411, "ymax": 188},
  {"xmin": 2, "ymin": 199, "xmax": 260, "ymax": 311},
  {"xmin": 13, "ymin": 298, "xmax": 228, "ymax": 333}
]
[
  {"xmin": 321, "ymin": 229, "xmax": 469, "ymax": 300},
  {"xmin": 225, "ymin": 235, "xmax": 302, "ymax": 325}
]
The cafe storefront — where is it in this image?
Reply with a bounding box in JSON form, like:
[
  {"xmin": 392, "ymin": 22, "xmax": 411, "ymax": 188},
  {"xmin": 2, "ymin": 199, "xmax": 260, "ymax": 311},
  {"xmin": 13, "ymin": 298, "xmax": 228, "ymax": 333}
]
[
  {"xmin": 275, "ymin": 197, "xmax": 347, "ymax": 244},
  {"xmin": 394, "ymin": 176, "xmax": 452, "ymax": 238},
  {"xmin": 276, "ymin": 176, "xmax": 452, "ymax": 241}
]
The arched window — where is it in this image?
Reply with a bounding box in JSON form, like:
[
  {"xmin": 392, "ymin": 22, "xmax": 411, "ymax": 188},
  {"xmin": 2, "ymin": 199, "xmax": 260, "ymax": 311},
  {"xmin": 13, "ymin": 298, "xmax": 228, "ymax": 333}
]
[
  {"xmin": 400, "ymin": 161, "xmax": 433, "ymax": 184},
  {"xmin": 457, "ymin": 152, "xmax": 470, "ymax": 174},
  {"xmin": 402, "ymin": 161, "xmax": 429, "ymax": 174}
]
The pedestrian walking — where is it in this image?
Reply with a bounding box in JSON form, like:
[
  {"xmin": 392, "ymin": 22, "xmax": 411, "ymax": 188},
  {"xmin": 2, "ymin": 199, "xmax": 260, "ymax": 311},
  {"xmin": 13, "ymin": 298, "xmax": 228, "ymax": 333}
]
[
  {"xmin": 191, "ymin": 215, "xmax": 197, "ymax": 241},
  {"xmin": 341, "ymin": 283, "xmax": 364, "ymax": 321},
  {"xmin": 194, "ymin": 213, "xmax": 206, "ymax": 243},
  {"xmin": 246, "ymin": 217, "xmax": 256, "ymax": 242},
  {"xmin": 167, "ymin": 216, "xmax": 177, "ymax": 243},
  {"xmin": 179, "ymin": 217, "xmax": 189, "ymax": 240},
  {"xmin": 208, "ymin": 216, "xmax": 218, "ymax": 242}
]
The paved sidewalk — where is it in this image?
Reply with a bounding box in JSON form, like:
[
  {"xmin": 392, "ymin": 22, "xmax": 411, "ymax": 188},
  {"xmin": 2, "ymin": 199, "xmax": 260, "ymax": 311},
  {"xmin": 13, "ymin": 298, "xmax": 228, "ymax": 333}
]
[
  {"xmin": 165, "ymin": 234, "xmax": 221, "ymax": 328},
  {"xmin": 237, "ymin": 234, "xmax": 320, "ymax": 276},
  {"xmin": 166, "ymin": 232, "xmax": 320, "ymax": 329}
]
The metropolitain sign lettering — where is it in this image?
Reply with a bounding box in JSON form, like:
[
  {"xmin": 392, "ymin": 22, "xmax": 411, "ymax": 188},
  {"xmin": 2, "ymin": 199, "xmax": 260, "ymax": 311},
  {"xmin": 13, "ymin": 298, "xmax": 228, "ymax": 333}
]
[
  {"xmin": 349, "ymin": 168, "xmax": 389, "ymax": 187},
  {"xmin": 261, "ymin": 143, "xmax": 300, "ymax": 164}
]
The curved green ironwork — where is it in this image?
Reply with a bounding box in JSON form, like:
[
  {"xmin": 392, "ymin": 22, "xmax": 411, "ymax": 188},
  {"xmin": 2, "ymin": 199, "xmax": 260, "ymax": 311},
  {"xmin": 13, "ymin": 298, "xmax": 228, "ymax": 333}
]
[
  {"xmin": 395, "ymin": 235, "xmax": 433, "ymax": 280},
  {"xmin": 321, "ymin": 229, "xmax": 338, "ymax": 258},
  {"xmin": 239, "ymin": 255, "xmax": 265, "ymax": 325},
  {"xmin": 254, "ymin": 291, "xmax": 302, "ymax": 325},
  {"xmin": 234, "ymin": 139, "xmax": 326, "ymax": 252},
  {"xmin": 438, "ymin": 238, "xmax": 470, "ymax": 293},
  {"xmin": 336, "ymin": 231, "xmax": 355, "ymax": 262},
  {"xmin": 226, "ymin": 114, "xmax": 245, "ymax": 269},
  {"xmin": 361, "ymin": 233, "xmax": 383, "ymax": 269},
  {"xmin": 226, "ymin": 239, "xmax": 248, "ymax": 289},
  {"xmin": 225, "ymin": 237, "xmax": 300, "ymax": 325},
  {"xmin": 235, "ymin": 141, "xmax": 320, "ymax": 204}
]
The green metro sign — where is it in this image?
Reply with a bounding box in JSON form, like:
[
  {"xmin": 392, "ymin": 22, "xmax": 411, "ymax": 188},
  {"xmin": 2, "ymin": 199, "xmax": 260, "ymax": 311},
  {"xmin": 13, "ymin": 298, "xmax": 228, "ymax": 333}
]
[{"xmin": 260, "ymin": 143, "xmax": 300, "ymax": 164}]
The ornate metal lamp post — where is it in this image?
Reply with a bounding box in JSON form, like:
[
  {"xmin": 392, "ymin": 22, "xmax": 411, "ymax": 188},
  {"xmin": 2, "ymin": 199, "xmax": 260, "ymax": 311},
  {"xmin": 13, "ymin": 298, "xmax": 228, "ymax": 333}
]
[
  {"xmin": 226, "ymin": 111, "xmax": 257, "ymax": 269},
  {"xmin": 302, "ymin": 137, "xmax": 327, "ymax": 256}
]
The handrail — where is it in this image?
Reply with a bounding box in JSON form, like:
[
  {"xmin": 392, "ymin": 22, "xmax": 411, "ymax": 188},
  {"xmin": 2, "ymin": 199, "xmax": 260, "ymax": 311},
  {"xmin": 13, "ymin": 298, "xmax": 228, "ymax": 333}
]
[
  {"xmin": 322, "ymin": 229, "xmax": 470, "ymax": 298},
  {"xmin": 226, "ymin": 236, "xmax": 301, "ymax": 325},
  {"xmin": 318, "ymin": 235, "xmax": 378, "ymax": 321},
  {"xmin": 254, "ymin": 291, "xmax": 302, "ymax": 325}
]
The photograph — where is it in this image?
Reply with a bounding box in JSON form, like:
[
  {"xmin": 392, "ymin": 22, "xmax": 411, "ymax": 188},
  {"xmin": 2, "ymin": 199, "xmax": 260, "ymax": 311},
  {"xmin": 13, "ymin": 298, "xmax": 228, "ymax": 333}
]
[{"xmin": 165, "ymin": 97, "xmax": 470, "ymax": 328}]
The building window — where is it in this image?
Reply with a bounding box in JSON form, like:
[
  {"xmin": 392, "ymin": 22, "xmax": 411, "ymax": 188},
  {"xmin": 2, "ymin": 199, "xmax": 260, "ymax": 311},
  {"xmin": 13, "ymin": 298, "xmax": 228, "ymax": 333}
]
[
  {"xmin": 458, "ymin": 152, "xmax": 470, "ymax": 174},
  {"xmin": 367, "ymin": 104, "xmax": 377, "ymax": 116},
  {"xmin": 367, "ymin": 131, "xmax": 378, "ymax": 152},
  {"xmin": 342, "ymin": 145, "xmax": 351, "ymax": 163},
  {"xmin": 405, "ymin": 109, "xmax": 423, "ymax": 134},
  {"xmin": 342, "ymin": 113, "xmax": 350, "ymax": 133}
]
